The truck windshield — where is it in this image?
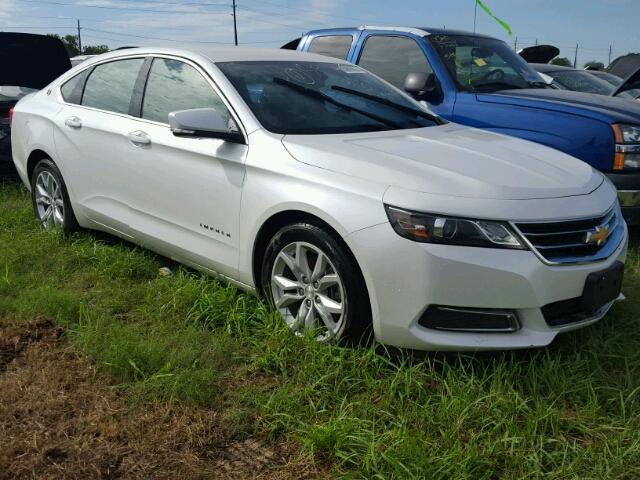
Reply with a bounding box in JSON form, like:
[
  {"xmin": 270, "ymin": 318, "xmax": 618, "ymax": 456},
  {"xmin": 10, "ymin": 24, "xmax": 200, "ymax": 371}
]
[
  {"xmin": 217, "ymin": 61, "xmax": 443, "ymax": 135},
  {"xmin": 428, "ymin": 34, "xmax": 544, "ymax": 92}
]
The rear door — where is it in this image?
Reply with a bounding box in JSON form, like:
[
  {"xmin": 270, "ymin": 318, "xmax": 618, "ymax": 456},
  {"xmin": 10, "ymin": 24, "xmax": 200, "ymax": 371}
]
[
  {"xmin": 122, "ymin": 56, "xmax": 248, "ymax": 278},
  {"xmin": 53, "ymin": 57, "xmax": 146, "ymax": 236}
]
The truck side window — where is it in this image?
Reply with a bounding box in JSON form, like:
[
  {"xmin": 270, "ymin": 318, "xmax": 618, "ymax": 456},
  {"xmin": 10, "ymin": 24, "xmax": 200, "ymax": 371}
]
[
  {"xmin": 308, "ymin": 36, "xmax": 353, "ymax": 60},
  {"xmin": 357, "ymin": 35, "xmax": 432, "ymax": 89}
]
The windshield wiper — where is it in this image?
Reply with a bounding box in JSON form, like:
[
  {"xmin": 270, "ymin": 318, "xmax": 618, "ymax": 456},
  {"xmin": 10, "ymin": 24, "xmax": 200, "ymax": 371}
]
[
  {"xmin": 272, "ymin": 77, "xmax": 402, "ymax": 130},
  {"xmin": 526, "ymin": 80, "xmax": 549, "ymax": 89},
  {"xmin": 330, "ymin": 85, "xmax": 444, "ymax": 124}
]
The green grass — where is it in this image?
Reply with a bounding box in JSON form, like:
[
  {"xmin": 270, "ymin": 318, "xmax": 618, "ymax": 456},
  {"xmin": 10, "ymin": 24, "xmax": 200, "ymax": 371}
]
[{"xmin": 2, "ymin": 181, "xmax": 640, "ymax": 479}]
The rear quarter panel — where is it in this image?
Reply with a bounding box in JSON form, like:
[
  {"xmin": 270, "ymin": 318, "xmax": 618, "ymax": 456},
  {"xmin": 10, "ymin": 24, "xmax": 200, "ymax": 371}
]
[{"xmin": 11, "ymin": 90, "xmax": 64, "ymax": 187}]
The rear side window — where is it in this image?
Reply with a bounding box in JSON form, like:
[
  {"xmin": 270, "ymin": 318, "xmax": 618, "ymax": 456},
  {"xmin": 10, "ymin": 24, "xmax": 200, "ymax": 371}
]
[
  {"xmin": 60, "ymin": 71, "xmax": 87, "ymax": 104},
  {"xmin": 141, "ymin": 58, "xmax": 229, "ymax": 124},
  {"xmin": 82, "ymin": 58, "xmax": 144, "ymax": 114},
  {"xmin": 308, "ymin": 36, "xmax": 353, "ymax": 60},
  {"xmin": 357, "ymin": 36, "xmax": 431, "ymax": 89}
]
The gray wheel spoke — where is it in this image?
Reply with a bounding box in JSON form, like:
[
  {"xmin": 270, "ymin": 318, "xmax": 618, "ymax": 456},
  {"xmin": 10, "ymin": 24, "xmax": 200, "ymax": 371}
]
[
  {"xmin": 276, "ymin": 292, "xmax": 303, "ymax": 309},
  {"xmin": 272, "ymin": 274, "xmax": 301, "ymax": 290},
  {"xmin": 36, "ymin": 184, "xmax": 49, "ymax": 200},
  {"xmin": 311, "ymin": 253, "xmax": 327, "ymax": 281},
  {"xmin": 315, "ymin": 302, "xmax": 338, "ymax": 336},
  {"xmin": 53, "ymin": 208, "xmax": 64, "ymax": 226},
  {"xmin": 316, "ymin": 294, "xmax": 343, "ymax": 315},
  {"xmin": 295, "ymin": 243, "xmax": 312, "ymax": 279},
  {"xmin": 278, "ymin": 251, "xmax": 304, "ymax": 281},
  {"xmin": 304, "ymin": 303, "xmax": 316, "ymax": 329},
  {"xmin": 317, "ymin": 273, "xmax": 339, "ymax": 291}
]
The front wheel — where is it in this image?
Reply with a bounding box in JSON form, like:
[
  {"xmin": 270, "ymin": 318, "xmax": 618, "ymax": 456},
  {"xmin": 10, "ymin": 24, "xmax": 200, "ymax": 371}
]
[{"xmin": 261, "ymin": 222, "xmax": 372, "ymax": 344}]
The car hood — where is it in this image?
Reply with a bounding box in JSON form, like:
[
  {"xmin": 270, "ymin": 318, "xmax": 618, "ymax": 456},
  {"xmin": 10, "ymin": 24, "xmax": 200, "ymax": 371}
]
[
  {"xmin": 282, "ymin": 124, "xmax": 602, "ymax": 200},
  {"xmin": 0, "ymin": 33, "xmax": 71, "ymax": 90},
  {"xmin": 518, "ymin": 45, "xmax": 560, "ymax": 64},
  {"xmin": 612, "ymin": 66, "xmax": 640, "ymax": 98},
  {"xmin": 477, "ymin": 88, "xmax": 640, "ymax": 124}
]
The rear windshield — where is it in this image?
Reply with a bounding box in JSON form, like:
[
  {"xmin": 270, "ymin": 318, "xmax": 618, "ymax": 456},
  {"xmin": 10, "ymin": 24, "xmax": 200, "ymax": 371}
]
[{"xmin": 217, "ymin": 61, "xmax": 442, "ymax": 135}]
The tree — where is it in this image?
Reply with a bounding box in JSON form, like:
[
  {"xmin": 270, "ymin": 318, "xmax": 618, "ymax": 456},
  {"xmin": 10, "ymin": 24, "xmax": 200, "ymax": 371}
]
[
  {"xmin": 550, "ymin": 57, "xmax": 572, "ymax": 67},
  {"xmin": 584, "ymin": 61, "xmax": 604, "ymax": 70},
  {"xmin": 47, "ymin": 34, "xmax": 80, "ymax": 57},
  {"xmin": 83, "ymin": 45, "xmax": 109, "ymax": 55}
]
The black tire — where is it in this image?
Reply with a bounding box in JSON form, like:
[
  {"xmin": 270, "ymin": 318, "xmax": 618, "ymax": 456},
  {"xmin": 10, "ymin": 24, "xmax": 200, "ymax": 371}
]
[
  {"xmin": 261, "ymin": 222, "xmax": 372, "ymax": 344},
  {"xmin": 30, "ymin": 158, "xmax": 79, "ymax": 233}
]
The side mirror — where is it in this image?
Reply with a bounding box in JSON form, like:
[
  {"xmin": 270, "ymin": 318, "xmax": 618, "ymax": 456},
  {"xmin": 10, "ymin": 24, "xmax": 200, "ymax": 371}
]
[
  {"xmin": 537, "ymin": 72, "xmax": 555, "ymax": 86},
  {"xmin": 168, "ymin": 108, "xmax": 244, "ymax": 144},
  {"xmin": 404, "ymin": 72, "xmax": 440, "ymax": 99}
]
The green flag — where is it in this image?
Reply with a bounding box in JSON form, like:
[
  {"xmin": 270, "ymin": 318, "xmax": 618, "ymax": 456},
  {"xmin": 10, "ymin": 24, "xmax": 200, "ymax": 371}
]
[{"xmin": 476, "ymin": 0, "xmax": 513, "ymax": 36}]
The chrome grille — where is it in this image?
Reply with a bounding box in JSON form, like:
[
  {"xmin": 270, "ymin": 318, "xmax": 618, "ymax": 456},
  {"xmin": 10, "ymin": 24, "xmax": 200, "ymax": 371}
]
[{"xmin": 514, "ymin": 207, "xmax": 625, "ymax": 265}]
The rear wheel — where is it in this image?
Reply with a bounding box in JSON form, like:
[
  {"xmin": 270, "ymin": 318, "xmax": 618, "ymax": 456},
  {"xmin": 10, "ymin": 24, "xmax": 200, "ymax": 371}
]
[
  {"xmin": 31, "ymin": 158, "xmax": 78, "ymax": 233},
  {"xmin": 261, "ymin": 222, "xmax": 372, "ymax": 344}
]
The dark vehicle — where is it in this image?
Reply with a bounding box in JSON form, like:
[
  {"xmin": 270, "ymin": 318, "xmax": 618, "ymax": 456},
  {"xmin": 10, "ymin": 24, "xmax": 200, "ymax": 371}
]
[
  {"xmin": 0, "ymin": 33, "xmax": 71, "ymax": 177},
  {"xmin": 590, "ymin": 70, "xmax": 640, "ymax": 100},
  {"xmin": 530, "ymin": 63, "xmax": 638, "ymax": 98},
  {"xmin": 291, "ymin": 27, "xmax": 640, "ymax": 224}
]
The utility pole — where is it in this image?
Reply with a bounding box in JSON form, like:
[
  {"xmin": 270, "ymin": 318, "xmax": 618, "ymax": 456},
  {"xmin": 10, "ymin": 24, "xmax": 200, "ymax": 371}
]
[
  {"xmin": 232, "ymin": 0, "xmax": 238, "ymax": 46},
  {"xmin": 609, "ymin": 45, "xmax": 613, "ymax": 66},
  {"xmin": 77, "ymin": 19, "xmax": 82, "ymax": 54},
  {"xmin": 535, "ymin": 38, "xmax": 538, "ymax": 46},
  {"xmin": 513, "ymin": 36, "xmax": 518, "ymax": 50},
  {"xmin": 574, "ymin": 43, "xmax": 578, "ymax": 68}
]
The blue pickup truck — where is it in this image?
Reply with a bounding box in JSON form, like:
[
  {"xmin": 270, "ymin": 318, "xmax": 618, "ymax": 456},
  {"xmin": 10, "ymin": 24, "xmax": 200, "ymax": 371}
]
[{"xmin": 287, "ymin": 26, "xmax": 640, "ymax": 224}]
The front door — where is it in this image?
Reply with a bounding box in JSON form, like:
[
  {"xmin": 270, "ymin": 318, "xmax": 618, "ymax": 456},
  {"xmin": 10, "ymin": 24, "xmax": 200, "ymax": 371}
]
[{"xmin": 124, "ymin": 56, "xmax": 247, "ymax": 278}]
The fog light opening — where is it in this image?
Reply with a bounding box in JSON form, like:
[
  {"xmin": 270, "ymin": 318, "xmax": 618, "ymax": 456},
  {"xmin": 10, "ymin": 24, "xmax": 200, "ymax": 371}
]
[{"xmin": 418, "ymin": 306, "xmax": 521, "ymax": 333}]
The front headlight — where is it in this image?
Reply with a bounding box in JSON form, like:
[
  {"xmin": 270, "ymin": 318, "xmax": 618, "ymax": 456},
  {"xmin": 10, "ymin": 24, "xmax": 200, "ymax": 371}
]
[
  {"xmin": 612, "ymin": 124, "xmax": 640, "ymax": 170},
  {"xmin": 385, "ymin": 206, "xmax": 526, "ymax": 249}
]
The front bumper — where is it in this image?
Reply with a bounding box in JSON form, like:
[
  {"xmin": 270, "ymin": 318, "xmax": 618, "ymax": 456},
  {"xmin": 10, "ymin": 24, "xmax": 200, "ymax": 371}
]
[
  {"xmin": 348, "ymin": 221, "xmax": 628, "ymax": 351},
  {"xmin": 606, "ymin": 172, "xmax": 640, "ymax": 225}
]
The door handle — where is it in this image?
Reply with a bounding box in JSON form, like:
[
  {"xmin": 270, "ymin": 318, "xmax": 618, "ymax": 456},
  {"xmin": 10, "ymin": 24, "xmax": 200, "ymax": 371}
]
[
  {"xmin": 127, "ymin": 130, "xmax": 151, "ymax": 146},
  {"xmin": 65, "ymin": 116, "xmax": 82, "ymax": 129}
]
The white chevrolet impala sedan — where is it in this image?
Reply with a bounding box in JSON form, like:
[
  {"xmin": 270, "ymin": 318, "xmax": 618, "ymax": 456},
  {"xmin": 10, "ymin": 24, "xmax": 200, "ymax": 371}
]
[{"xmin": 10, "ymin": 47, "xmax": 628, "ymax": 351}]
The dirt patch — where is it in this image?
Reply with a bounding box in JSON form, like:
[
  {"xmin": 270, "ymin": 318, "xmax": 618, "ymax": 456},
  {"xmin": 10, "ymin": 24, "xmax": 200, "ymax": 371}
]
[{"xmin": 0, "ymin": 317, "xmax": 321, "ymax": 479}]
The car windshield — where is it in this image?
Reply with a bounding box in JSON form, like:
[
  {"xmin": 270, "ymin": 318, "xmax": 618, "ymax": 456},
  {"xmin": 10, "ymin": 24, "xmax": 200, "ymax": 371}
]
[
  {"xmin": 0, "ymin": 86, "xmax": 37, "ymax": 102},
  {"xmin": 547, "ymin": 70, "xmax": 615, "ymax": 95},
  {"xmin": 428, "ymin": 34, "xmax": 543, "ymax": 92},
  {"xmin": 216, "ymin": 61, "xmax": 443, "ymax": 135}
]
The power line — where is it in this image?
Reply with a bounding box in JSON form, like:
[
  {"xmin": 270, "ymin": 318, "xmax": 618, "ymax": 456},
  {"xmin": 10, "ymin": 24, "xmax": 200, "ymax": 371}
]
[
  {"xmin": 83, "ymin": 27, "xmax": 232, "ymax": 44},
  {"xmin": 17, "ymin": 0, "xmax": 227, "ymax": 15}
]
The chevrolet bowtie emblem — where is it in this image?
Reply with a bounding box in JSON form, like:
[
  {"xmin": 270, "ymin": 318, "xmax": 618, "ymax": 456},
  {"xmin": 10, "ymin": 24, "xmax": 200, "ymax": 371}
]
[{"xmin": 585, "ymin": 225, "xmax": 610, "ymax": 246}]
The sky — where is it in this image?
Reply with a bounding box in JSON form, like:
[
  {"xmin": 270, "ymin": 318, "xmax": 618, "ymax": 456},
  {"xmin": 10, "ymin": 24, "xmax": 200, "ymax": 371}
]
[{"xmin": 0, "ymin": 0, "xmax": 638, "ymax": 66}]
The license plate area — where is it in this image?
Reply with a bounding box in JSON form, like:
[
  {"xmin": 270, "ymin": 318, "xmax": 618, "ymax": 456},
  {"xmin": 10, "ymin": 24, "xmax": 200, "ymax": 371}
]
[{"xmin": 580, "ymin": 261, "xmax": 624, "ymax": 315}]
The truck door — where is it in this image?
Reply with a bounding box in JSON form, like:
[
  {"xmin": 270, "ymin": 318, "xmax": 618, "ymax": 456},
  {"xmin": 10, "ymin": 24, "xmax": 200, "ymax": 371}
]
[{"xmin": 353, "ymin": 32, "xmax": 455, "ymax": 118}]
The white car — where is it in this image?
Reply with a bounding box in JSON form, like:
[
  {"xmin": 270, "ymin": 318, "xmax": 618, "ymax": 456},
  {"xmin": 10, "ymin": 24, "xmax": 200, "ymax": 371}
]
[{"xmin": 11, "ymin": 47, "xmax": 628, "ymax": 351}]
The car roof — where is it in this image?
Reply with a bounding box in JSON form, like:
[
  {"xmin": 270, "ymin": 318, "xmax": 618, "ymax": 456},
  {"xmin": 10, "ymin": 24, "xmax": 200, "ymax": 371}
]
[
  {"xmin": 83, "ymin": 45, "xmax": 344, "ymax": 65},
  {"xmin": 306, "ymin": 26, "xmax": 496, "ymax": 40}
]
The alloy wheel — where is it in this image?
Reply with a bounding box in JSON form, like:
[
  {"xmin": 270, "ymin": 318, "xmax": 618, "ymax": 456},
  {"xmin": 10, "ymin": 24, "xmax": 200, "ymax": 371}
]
[
  {"xmin": 34, "ymin": 171, "xmax": 64, "ymax": 229},
  {"xmin": 270, "ymin": 241, "xmax": 346, "ymax": 342}
]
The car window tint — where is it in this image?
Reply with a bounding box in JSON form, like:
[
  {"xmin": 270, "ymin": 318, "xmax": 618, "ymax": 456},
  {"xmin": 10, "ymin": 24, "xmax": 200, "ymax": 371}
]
[
  {"xmin": 357, "ymin": 36, "xmax": 432, "ymax": 89},
  {"xmin": 308, "ymin": 36, "xmax": 353, "ymax": 60},
  {"xmin": 142, "ymin": 58, "xmax": 229, "ymax": 124},
  {"xmin": 82, "ymin": 58, "xmax": 144, "ymax": 114},
  {"xmin": 60, "ymin": 74, "xmax": 83, "ymax": 103}
]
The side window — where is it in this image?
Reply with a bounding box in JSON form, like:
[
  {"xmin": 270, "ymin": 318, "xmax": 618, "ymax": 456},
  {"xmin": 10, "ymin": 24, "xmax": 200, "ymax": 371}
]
[
  {"xmin": 357, "ymin": 36, "xmax": 432, "ymax": 89},
  {"xmin": 82, "ymin": 58, "xmax": 144, "ymax": 114},
  {"xmin": 308, "ymin": 35, "xmax": 353, "ymax": 60},
  {"xmin": 142, "ymin": 58, "xmax": 229, "ymax": 124},
  {"xmin": 60, "ymin": 72, "xmax": 85, "ymax": 104}
]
